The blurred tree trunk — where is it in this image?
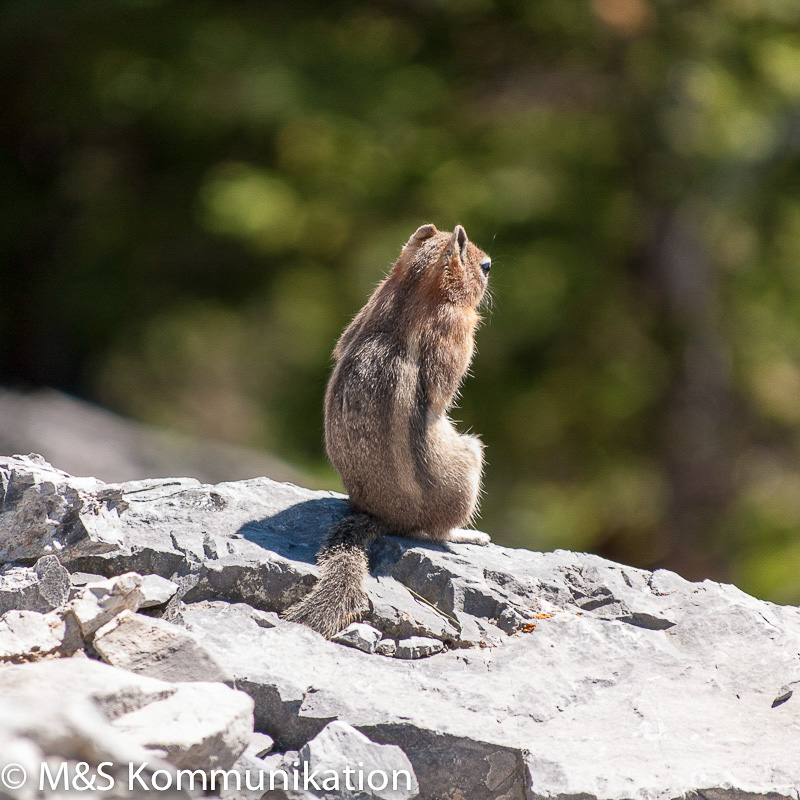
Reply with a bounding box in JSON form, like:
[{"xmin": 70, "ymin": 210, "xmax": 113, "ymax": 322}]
[{"xmin": 645, "ymin": 206, "xmax": 735, "ymax": 581}]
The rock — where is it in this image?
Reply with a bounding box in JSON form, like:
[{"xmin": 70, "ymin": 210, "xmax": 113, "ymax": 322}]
[
  {"xmin": 0, "ymin": 658, "xmax": 253, "ymax": 775},
  {"xmin": 94, "ymin": 609, "xmax": 229, "ymax": 682},
  {"xmin": 363, "ymin": 576, "xmax": 459, "ymax": 643},
  {"xmin": 1, "ymin": 458, "xmax": 457, "ymax": 645},
  {"xmin": 177, "ymin": 599, "xmax": 533, "ymax": 799},
  {"xmin": 0, "ymin": 386, "xmax": 308, "ymax": 487},
  {"xmin": 0, "ymin": 454, "xmax": 125, "ymax": 562},
  {"xmin": 333, "ymin": 622, "xmax": 383, "ymax": 654},
  {"xmin": 177, "ymin": 574, "xmax": 800, "ymax": 800},
  {"xmin": 68, "ymin": 570, "xmax": 107, "ymax": 601},
  {"xmin": 0, "ymin": 691, "xmax": 165, "ymax": 800},
  {"xmin": 114, "ymin": 679, "xmax": 253, "ymax": 771},
  {"xmin": 298, "ymin": 720, "xmax": 419, "ymax": 799},
  {"xmin": 771, "ymin": 678, "xmax": 800, "ymax": 708},
  {"xmin": 0, "ymin": 555, "xmax": 70, "ymax": 615},
  {"xmin": 246, "ymin": 731, "xmax": 275, "ymax": 758},
  {"xmin": 50, "ymin": 462, "xmax": 347, "ymax": 616},
  {"xmin": 214, "ymin": 732, "xmax": 279, "ymax": 800},
  {"xmin": 3, "ymin": 456, "xmax": 800, "ymax": 800},
  {"xmin": 139, "ymin": 574, "xmax": 179, "ymax": 608},
  {"xmin": 0, "ymin": 609, "xmax": 68, "ymax": 662},
  {"xmin": 221, "ymin": 751, "xmax": 284, "ymax": 800},
  {"xmin": 32, "ymin": 555, "xmax": 71, "ymax": 609},
  {"xmin": 375, "ymin": 640, "xmax": 397, "ymax": 657},
  {"xmin": 252, "ymin": 750, "xmax": 328, "ymax": 800},
  {"xmin": 394, "ymin": 637, "xmax": 444, "ymax": 660},
  {"xmin": 69, "ymin": 572, "xmax": 143, "ymax": 637},
  {"xmin": 70, "ymin": 571, "xmax": 107, "ymax": 587}
]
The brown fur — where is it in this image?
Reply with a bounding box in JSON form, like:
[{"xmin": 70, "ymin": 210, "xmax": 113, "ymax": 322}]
[{"xmin": 283, "ymin": 224, "xmax": 491, "ymax": 638}]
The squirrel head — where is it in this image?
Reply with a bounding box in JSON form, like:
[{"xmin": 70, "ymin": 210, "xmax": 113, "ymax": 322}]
[{"xmin": 394, "ymin": 223, "xmax": 490, "ymax": 309}]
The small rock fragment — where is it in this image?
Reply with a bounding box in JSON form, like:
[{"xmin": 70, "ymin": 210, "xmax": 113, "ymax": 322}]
[
  {"xmin": 33, "ymin": 555, "xmax": 71, "ymax": 609},
  {"xmin": 70, "ymin": 571, "xmax": 107, "ymax": 586},
  {"xmin": 0, "ymin": 555, "xmax": 70, "ymax": 615},
  {"xmin": 222, "ymin": 746, "xmax": 283, "ymax": 800},
  {"xmin": 68, "ymin": 571, "xmax": 107, "ymax": 603},
  {"xmin": 395, "ymin": 636, "xmax": 444, "ymax": 660},
  {"xmin": 333, "ymin": 622, "xmax": 383, "ymax": 654},
  {"xmin": 94, "ymin": 609, "xmax": 229, "ymax": 682},
  {"xmin": 366, "ymin": 575, "xmax": 458, "ymax": 642},
  {"xmin": 69, "ymin": 571, "xmax": 107, "ymax": 600},
  {"xmin": 649, "ymin": 569, "xmax": 693, "ymax": 597},
  {"xmin": 772, "ymin": 680, "xmax": 800, "ymax": 708},
  {"xmin": 245, "ymin": 731, "xmax": 275, "ymax": 759},
  {"xmin": 139, "ymin": 574, "xmax": 179, "ymax": 609},
  {"xmin": 376, "ymin": 639, "xmax": 397, "ymax": 657},
  {"xmin": 69, "ymin": 573, "xmax": 143, "ymax": 637},
  {"xmin": 0, "ymin": 609, "xmax": 67, "ymax": 661}
]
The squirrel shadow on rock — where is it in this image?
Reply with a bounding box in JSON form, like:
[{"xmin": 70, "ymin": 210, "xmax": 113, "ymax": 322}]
[
  {"xmin": 236, "ymin": 497, "xmax": 351, "ymax": 565},
  {"xmin": 237, "ymin": 498, "xmax": 459, "ymax": 575},
  {"xmin": 235, "ymin": 500, "xmax": 464, "ymax": 630}
]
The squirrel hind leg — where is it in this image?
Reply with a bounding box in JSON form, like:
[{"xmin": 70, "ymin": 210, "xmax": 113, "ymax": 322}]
[{"xmin": 404, "ymin": 528, "xmax": 491, "ymax": 546}]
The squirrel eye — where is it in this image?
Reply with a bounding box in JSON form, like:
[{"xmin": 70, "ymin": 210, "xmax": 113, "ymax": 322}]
[{"xmin": 479, "ymin": 258, "xmax": 491, "ymax": 275}]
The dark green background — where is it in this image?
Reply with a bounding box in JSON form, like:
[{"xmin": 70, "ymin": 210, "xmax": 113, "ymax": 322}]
[{"xmin": 3, "ymin": 0, "xmax": 800, "ymax": 602}]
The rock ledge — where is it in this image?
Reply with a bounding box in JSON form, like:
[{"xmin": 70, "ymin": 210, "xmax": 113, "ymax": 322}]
[{"xmin": 2, "ymin": 453, "xmax": 800, "ymax": 800}]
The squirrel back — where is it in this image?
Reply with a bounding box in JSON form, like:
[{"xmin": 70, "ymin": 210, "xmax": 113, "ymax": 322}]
[{"xmin": 284, "ymin": 224, "xmax": 491, "ymax": 637}]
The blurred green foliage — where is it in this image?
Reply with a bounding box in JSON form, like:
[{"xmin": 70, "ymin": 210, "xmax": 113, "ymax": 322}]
[{"xmin": 2, "ymin": 0, "xmax": 800, "ymax": 602}]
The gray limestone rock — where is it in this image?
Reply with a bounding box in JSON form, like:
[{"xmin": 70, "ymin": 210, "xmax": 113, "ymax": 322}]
[
  {"xmin": 70, "ymin": 571, "xmax": 108, "ymax": 587},
  {"xmin": 246, "ymin": 731, "xmax": 275, "ymax": 758},
  {"xmin": 0, "ymin": 555, "xmax": 70, "ymax": 615},
  {"xmin": 375, "ymin": 640, "xmax": 397, "ymax": 658},
  {"xmin": 177, "ymin": 576, "xmax": 800, "ymax": 799},
  {"xmin": 68, "ymin": 570, "xmax": 107, "ymax": 600},
  {"xmin": 114, "ymin": 679, "xmax": 253, "ymax": 771},
  {"xmin": 139, "ymin": 574, "xmax": 179, "ymax": 608},
  {"xmin": 32, "ymin": 555, "xmax": 71, "ymax": 609},
  {"xmin": 0, "ymin": 456, "xmax": 466, "ymax": 646},
  {"xmin": 363, "ymin": 576, "xmax": 459, "ymax": 643},
  {"xmin": 298, "ymin": 720, "xmax": 419, "ymax": 799},
  {"xmin": 93, "ymin": 609, "xmax": 229, "ymax": 682},
  {"xmin": 333, "ymin": 623, "xmax": 383, "ymax": 654},
  {"xmin": 0, "ymin": 658, "xmax": 252, "ymax": 800},
  {"xmin": 69, "ymin": 572, "xmax": 143, "ymax": 637},
  {"xmin": 394, "ymin": 637, "xmax": 444, "ymax": 660},
  {"xmin": 2, "ymin": 456, "xmax": 800, "ymax": 800},
  {"xmin": 0, "ymin": 454, "xmax": 126, "ymax": 562},
  {"xmin": 0, "ymin": 609, "xmax": 69, "ymax": 661},
  {"xmin": 0, "ymin": 692, "xmax": 168, "ymax": 800}
]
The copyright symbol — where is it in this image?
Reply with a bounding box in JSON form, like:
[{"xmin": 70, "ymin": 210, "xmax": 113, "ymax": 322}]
[{"xmin": 1, "ymin": 763, "xmax": 27, "ymax": 790}]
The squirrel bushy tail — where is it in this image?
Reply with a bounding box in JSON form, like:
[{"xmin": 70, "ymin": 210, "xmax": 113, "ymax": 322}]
[{"xmin": 282, "ymin": 512, "xmax": 381, "ymax": 638}]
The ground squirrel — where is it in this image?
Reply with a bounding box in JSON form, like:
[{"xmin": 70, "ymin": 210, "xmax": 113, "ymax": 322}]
[{"xmin": 284, "ymin": 223, "xmax": 492, "ymax": 638}]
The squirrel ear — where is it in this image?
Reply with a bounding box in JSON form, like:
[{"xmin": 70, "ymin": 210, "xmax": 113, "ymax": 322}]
[
  {"xmin": 450, "ymin": 225, "xmax": 469, "ymax": 262},
  {"xmin": 408, "ymin": 223, "xmax": 438, "ymax": 246},
  {"xmin": 400, "ymin": 224, "xmax": 438, "ymax": 260}
]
